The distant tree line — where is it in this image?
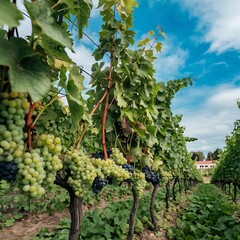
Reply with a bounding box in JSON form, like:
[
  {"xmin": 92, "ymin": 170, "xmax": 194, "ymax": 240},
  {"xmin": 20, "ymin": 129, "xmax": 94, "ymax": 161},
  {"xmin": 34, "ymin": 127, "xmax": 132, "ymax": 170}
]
[{"xmin": 191, "ymin": 148, "xmax": 222, "ymax": 161}]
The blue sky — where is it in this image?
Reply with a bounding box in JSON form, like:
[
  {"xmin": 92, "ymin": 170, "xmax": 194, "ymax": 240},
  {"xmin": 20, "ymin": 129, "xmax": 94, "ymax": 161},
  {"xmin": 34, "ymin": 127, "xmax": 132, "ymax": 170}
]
[{"xmin": 17, "ymin": 0, "xmax": 240, "ymax": 157}]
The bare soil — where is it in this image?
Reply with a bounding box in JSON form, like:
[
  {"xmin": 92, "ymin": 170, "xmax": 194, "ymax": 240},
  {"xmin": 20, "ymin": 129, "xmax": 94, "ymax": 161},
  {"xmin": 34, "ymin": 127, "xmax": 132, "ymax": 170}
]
[{"xmin": 0, "ymin": 210, "xmax": 70, "ymax": 240}]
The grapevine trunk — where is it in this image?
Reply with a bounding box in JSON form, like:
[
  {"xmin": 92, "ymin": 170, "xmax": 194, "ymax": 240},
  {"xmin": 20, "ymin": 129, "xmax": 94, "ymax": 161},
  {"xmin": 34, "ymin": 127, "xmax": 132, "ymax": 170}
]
[
  {"xmin": 127, "ymin": 187, "xmax": 139, "ymax": 240},
  {"xmin": 68, "ymin": 191, "xmax": 83, "ymax": 240},
  {"xmin": 150, "ymin": 183, "xmax": 160, "ymax": 231}
]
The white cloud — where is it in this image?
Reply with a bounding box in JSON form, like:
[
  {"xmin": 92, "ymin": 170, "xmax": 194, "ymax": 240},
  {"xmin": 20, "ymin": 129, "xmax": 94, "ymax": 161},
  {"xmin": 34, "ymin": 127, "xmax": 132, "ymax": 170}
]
[
  {"xmin": 66, "ymin": 44, "xmax": 96, "ymax": 89},
  {"xmin": 176, "ymin": 0, "xmax": 240, "ymax": 53},
  {"xmin": 154, "ymin": 37, "xmax": 189, "ymax": 81},
  {"xmin": 173, "ymin": 83, "xmax": 240, "ymax": 156}
]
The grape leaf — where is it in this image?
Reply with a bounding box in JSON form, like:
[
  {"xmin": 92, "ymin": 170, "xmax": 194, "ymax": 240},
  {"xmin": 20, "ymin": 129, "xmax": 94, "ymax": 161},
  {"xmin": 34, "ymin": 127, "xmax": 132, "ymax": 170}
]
[
  {"xmin": 24, "ymin": 0, "xmax": 72, "ymax": 49},
  {"xmin": 61, "ymin": 0, "xmax": 92, "ymax": 39},
  {"xmin": 0, "ymin": 38, "xmax": 52, "ymax": 102},
  {"xmin": 66, "ymin": 67, "xmax": 86, "ymax": 131},
  {"xmin": 0, "ymin": 0, "xmax": 23, "ymax": 28}
]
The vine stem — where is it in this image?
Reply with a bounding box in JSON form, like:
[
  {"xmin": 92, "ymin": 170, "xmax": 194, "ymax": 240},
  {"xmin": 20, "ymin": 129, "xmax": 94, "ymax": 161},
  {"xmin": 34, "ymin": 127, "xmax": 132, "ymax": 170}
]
[
  {"xmin": 51, "ymin": 0, "xmax": 61, "ymax": 9},
  {"xmin": 74, "ymin": 89, "xmax": 109, "ymax": 149},
  {"xmin": 75, "ymin": 38, "xmax": 115, "ymax": 152},
  {"xmin": 165, "ymin": 180, "xmax": 170, "ymax": 209},
  {"xmin": 54, "ymin": 174, "xmax": 83, "ymax": 240},
  {"xmin": 32, "ymin": 95, "xmax": 63, "ymax": 127},
  {"xmin": 101, "ymin": 38, "xmax": 114, "ymax": 160},
  {"xmin": 127, "ymin": 187, "xmax": 139, "ymax": 240},
  {"xmin": 150, "ymin": 183, "xmax": 160, "ymax": 231}
]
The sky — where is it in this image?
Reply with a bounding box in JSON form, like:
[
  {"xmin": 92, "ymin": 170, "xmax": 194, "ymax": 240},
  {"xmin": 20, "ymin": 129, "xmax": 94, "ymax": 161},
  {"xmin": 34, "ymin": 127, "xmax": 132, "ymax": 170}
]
[{"xmin": 16, "ymin": 0, "xmax": 240, "ymax": 157}]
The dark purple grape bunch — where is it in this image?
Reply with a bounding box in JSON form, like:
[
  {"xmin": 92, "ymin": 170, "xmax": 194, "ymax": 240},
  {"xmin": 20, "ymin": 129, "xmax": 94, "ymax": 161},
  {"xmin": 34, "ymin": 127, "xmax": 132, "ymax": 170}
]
[
  {"xmin": 92, "ymin": 176, "xmax": 109, "ymax": 194},
  {"xmin": 121, "ymin": 163, "xmax": 134, "ymax": 172},
  {"xmin": 92, "ymin": 150, "xmax": 112, "ymax": 160},
  {"xmin": 0, "ymin": 161, "xmax": 18, "ymax": 182},
  {"xmin": 142, "ymin": 166, "xmax": 160, "ymax": 185}
]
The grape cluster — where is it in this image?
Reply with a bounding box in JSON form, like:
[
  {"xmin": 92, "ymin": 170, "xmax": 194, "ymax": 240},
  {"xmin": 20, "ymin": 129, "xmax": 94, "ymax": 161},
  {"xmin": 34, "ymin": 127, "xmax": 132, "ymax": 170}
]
[
  {"xmin": 0, "ymin": 92, "xmax": 29, "ymax": 181},
  {"xmin": 0, "ymin": 92, "xmax": 64, "ymax": 197},
  {"xmin": 64, "ymin": 149, "xmax": 97, "ymax": 197},
  {"xmin": 92, "ymin": 150, "xmax": 112, "ymax": 159},
  {"xmin": 0, "ymin": 161, "xmax": 18, "ymax": 181},
  {"xmin": 18, "ymin": 150, "xmax": 46, "ymax": 197},
  {"xmin": 110, "ymin": 148, "xmax": 128, "ymax": 165},
  {"xmin": 122, "ymin": 163, "xmax": 134, "ymax": 172},
  {"xmin": 92, "ymin": 176, "xmax": 109, "ymax": 194},
  {"xmin": 34, "ymin": 90, "xmax": 74, "ymax": 152},
  {"xmin": 132, "ymin": 170, "xmax": 146, "ymax": 197},
  {"xmin": 34, "ymin": 134, "xmax": 63, "ymax": 184},
  {"xmin": 0, "ymin": 92, "xmax": 29, "ymax": 161},
  {"xmin": 90, "ymin": 148, "xmax": 130, "ymax": 193},
  {"xmin": 142, "ymin": 166, "xmax": 160, "ymax": 185},
  {"xmin": 90, "ymin": 158, "xmax": 130, "ymax": 183},
  {"xmin": 63, "ymin": 148, "xmax": 131, "ymax": 196},
  {"xmin": 16, "ymin": 134, "xmax": 63, "ymax": 197}
]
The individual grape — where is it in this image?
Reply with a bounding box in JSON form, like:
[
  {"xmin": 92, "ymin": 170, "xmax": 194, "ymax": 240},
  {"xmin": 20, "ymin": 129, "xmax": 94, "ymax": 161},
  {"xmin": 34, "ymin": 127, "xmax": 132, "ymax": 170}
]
[{"xmin": 142, "ymin": 166, "xmax": 160, "ymax": 185}]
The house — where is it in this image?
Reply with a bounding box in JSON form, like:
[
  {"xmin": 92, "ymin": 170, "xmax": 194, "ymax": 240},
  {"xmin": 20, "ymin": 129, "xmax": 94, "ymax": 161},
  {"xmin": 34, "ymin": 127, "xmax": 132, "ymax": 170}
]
[{"xmin": 194, "ymin": 160, "xmax": 216, "ymax": 169}]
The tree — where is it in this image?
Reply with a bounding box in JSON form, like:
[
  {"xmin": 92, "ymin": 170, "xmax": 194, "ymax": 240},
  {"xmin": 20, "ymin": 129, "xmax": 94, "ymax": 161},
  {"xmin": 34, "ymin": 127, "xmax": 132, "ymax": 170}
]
[
  {"xmin": 207, "ymin": 148, "xmax": 222, "ymax": 160},
  {"xmin": 207, "ymin": 151, "xmax": 214, "ymax": 160},
  {"xmin": 213, "ymin": 148, "xmax": 222, "ymax": 160},
  {"xmin": 191, "ymin": 151, "xmax": 205, "ymax": 161}
]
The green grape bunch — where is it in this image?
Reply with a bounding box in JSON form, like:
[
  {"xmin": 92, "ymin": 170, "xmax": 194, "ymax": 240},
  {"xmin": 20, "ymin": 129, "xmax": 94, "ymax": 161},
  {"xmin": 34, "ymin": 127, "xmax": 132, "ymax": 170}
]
[
  {"xmin": 18, "ymin": 150, "xmax": 46, "ymax": 197},
  {"xmin": 90, "ymin": 157, "xmax": 130, "ymax": 183},
  {"xmin": 17, "ymin": 133, "xmax": 64, "ymax": 198},
  {"xmin": 0, "ymin": 92, "xmax": 29, "ymax": 163},
  {"xmin": 110, "ymin": 148, "xmax": 128, "ymax": 165},
  {"xmin": 63, "ymin": 149, "xmax": 97, "ymax": 197},
  {"xmin": 63, "ymin": 148, "xmax": 131, "ymax": 197},
  {"xmin": 132, "ymin": 170, "xmax": 147, "ymax": 197}
]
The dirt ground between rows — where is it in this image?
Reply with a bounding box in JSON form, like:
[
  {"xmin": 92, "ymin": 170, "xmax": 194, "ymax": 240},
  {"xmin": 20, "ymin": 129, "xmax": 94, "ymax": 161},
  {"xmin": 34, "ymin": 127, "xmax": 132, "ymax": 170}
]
[{"xmin": 0, "ymin": 191, "xmax": 192, "ymax": 240}]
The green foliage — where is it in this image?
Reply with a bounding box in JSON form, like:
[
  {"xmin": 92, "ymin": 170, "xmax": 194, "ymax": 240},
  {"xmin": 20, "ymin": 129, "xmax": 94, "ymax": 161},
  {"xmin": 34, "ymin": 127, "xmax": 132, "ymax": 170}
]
[
  {"xmin": 191, "ymin": 151, "xmax": 205, "ymax": 161},
  {"xmin": 0, "ymin": 0, "xmax": 23, "ymax": 28},
  {"xmin": 25, "ymin": 1, "xmax": 72, "ymax": 49},
  {"xmin": 168, "ymin": 184, "xmax": 240, "ymax": 240},
  {"xmin": 32, "ymin": 185, "xmax": 168, "ymax": 240},
  {"xmin": 212, "ymin": 119, "xmax": 240, "ymax": 186},
  {"xmin": 0, "ymin": 38, "xmax": 52, "ymax": 101},
  {"xmin": 0, "ymin": 180, "xmax": 69, "ymax": 229},
  {"xmin": 62, "ymin": 0, "xmax": 93, "ymax": 39}
]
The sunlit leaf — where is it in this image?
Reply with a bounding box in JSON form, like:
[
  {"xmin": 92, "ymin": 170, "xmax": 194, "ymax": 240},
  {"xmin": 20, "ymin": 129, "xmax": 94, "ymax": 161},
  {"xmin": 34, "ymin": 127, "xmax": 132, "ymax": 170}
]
[
  {"xmin": 0, "ymin": 38, "xmax": 52, "ymax": 102},
  {"xmin": 0, "ymin": 0, "xmax": 23, "ymax": 28},
  {"xmin": 25, "ymin": 0, "xmax": 72, "ymax": 49}
]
